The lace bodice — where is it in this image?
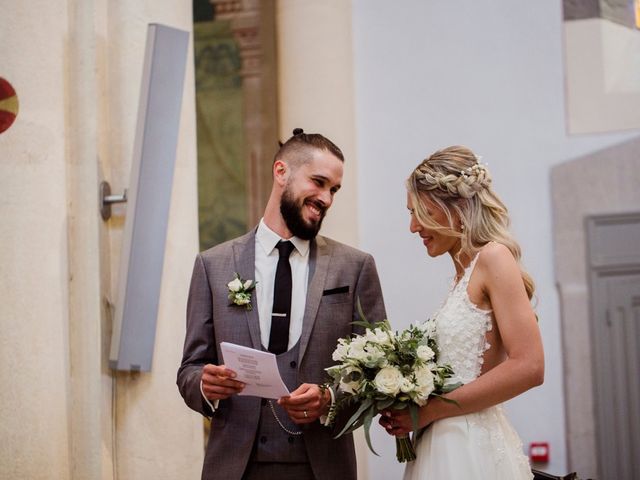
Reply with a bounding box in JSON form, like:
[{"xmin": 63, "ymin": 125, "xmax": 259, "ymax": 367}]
[{"xmin": 433, "ymin": 254, "xmax": 493, "ymax": 385}]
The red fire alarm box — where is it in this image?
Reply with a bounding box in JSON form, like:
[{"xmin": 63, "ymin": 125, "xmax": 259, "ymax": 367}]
[{"xmin": 529, "ymin": 442, "xmax": 550, "ymax": 463}]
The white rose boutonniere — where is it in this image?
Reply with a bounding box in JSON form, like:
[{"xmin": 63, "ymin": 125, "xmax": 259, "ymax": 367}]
[{"xmin": 227, "ymin": 273, "xmax": 257, "ymax": 310}]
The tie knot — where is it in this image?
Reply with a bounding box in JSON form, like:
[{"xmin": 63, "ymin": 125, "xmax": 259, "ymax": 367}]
[{"xmin": 276, "ymin": 240, "xmax": 295, "ymax": 259}]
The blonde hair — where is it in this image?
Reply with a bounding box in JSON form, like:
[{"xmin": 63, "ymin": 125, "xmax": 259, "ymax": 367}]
[{"xmin": 407, "ymin": 145, "xmax": 535, "ymax": 300}]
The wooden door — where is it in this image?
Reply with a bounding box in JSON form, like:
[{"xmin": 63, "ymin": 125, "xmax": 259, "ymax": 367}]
[{"xmin": 587, "ymin": 213, "xmax": 640, "ymax": 480}]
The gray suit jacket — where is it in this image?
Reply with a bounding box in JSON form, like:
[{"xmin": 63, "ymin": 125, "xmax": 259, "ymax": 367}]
[{"xmin": 177, "ymin": 229, "xmax": 386, "ymax": 480}]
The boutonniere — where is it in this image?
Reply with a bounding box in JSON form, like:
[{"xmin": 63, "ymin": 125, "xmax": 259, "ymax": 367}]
[{"xmin": 227, "ymin": 273, "xmax": 257, "ymax": 310}]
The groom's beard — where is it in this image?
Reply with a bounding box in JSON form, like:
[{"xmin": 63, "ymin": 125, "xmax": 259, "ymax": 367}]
[{"xmin": 280, "ymin": 187, "xmax": 326, "ymax": 240}]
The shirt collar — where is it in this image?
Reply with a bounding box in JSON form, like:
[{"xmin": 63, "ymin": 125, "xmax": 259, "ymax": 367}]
[{"xmin": 257, "ymin": 219, "xmax": 310, "ymax": 257}]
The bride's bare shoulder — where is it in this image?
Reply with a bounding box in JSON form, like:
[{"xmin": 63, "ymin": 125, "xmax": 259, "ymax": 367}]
[{"xmin": 475, "ymin": 242, "xmax": 519, "ymax": 277}]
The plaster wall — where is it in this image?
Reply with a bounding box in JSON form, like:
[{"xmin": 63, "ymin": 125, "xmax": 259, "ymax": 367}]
[
  {"xmin": 0, "ymin": 1, "xmax": 203, "ymax": 478},
  {"xmin": 0, "ymin": 2, "xmax": 72, "ymax": 478},
  {"xmin": 277, "ymin": 0, "xmax": 359, "ymax": 248},
  {"xmin": 565, "ymin": 18, "xmax": 640, "ymax": 133},
  {"xmin": 101, "ymin": 2, "xmax": 202, "ymax": 479}
]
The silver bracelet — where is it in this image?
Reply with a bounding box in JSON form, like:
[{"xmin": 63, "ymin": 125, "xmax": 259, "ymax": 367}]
[{"xmin": 268, "ymin": 400, "xmax": 303, "ymax": 436}]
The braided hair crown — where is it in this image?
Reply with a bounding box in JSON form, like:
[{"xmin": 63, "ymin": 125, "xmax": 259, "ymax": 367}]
[
  {"xmin": 414, "ymin": 145, "xmax": 491, "ymax": 199},
  {"xmin": 407, "ymin": 145, "xmax": 535, "ymax": 301}
]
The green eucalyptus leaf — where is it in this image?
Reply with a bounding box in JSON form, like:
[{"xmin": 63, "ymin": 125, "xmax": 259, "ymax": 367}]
[
  {"xmin": 441, "ymin": 382, "xmax": 462, "ymax": 394},
  {"xmin": 376, "ymin": 397, "xmax": 395, "ymax": 410},
  {"xmin": 341, "ymin": 416, "xmax": 365, "ymax": 436},
  {"xmin": 409, "ymin": 404, "xmax": 420, "ymax": 440},
  {"xmin": 351, "ymin": 320, "xmax": 374, "ymax": 329},
  {"xmin": 356, "ymin": 297, "xmax": 368, "ymax": 324},
  {"xmin": 335, "ymin": 398, "xmax": 373, "ymax": 438},
  {"xmin": 362, "ymin": 407, "xmax": 379, "ymax": 456}
]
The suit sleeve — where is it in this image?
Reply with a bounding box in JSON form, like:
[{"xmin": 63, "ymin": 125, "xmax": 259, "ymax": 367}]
[
  {"xmin": 352, "ymin": 253, "xmax": 387, "ymax": 329},
  {"xmin": 177, "ymin": 254, "xmax": 217, "ymax": 417}
]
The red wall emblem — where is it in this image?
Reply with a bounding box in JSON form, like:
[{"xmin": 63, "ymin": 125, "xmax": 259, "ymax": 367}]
[{"xmin": 0, "ymin": 77, "xmax": 19, "ymax": 133}]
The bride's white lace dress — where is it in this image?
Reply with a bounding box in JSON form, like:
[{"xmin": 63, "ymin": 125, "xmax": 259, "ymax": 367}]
[{"xmin": 404, "ymin": 255, "xmax": 533, "ymax": 480}]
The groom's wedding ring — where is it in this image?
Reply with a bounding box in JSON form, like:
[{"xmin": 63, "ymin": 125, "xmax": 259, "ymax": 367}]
[{"xmin": 303, "ymin": 410, "xmax": 308, "ymax": 418}]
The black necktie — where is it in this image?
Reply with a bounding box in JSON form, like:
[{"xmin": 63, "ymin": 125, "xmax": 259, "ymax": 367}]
[{"xmin": 268, "ymin": 241, "xmax": 295, "ymax": 354}]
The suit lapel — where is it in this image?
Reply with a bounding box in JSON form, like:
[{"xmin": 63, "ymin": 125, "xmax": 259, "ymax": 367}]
[
  {"xmin": 232, "ymin": 230, "xmax": 262, "ymax": 350},
  {"xmin": 298, "ymin": 236, "xmax": 330, "ymax": 363}
]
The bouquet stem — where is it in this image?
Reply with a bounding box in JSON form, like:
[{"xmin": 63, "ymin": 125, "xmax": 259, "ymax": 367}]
[{"xmin": 395, "ymin": 435, "xmax": 416, "ymax": 462}]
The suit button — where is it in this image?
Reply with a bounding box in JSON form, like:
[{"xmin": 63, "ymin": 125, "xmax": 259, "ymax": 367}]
[
  {"xmin": 261, "ymin": 398, "xmax": 267, "ymax": 406},
  {"xmin": 260, "ymin": 436, "xmax": 267, "ymax": 444},
  {"xmin": 288, "ymin": 436, "xmax": 294, "ymax": 444},
  {"xmin": 290, "ymin": 360, "xmax": 297, "ymax": 368}
]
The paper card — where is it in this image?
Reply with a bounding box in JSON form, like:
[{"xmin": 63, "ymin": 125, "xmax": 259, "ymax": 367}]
[{"xmin": 220, "ymin": 342, "xmax": 290, "ymax": 399}]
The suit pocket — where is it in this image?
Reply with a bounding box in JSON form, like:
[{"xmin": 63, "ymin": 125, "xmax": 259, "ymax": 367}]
[
  {"xmin": 322, "ymin": 286, "xmax": 350, "ymax": 305},
  {"xmin": 323, "ymin": 285, "xmax": 349, "ymax": 296}
]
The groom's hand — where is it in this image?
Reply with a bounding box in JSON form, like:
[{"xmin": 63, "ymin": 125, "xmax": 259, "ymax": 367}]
[
  {"xmin": 278, "ymin": 384, "xmax": 330, "ymax": 424},
  {"xmin": 201, "ymin": 364, "xmax": 245, "ymax": 400}
]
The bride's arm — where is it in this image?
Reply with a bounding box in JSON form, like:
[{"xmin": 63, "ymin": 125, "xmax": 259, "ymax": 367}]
[{"xmin": 382, "ymin": 243, "xmax": 544, "ymax": 434}]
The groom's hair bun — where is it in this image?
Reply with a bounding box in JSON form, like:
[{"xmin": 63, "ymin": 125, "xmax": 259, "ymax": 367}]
[
  {"xmin": 274, "ymin": 128, "xmax": 344, "ymax": 164},
  {"xmin": 277, "ymin": 128, "xmax": 304, "ymax": 147}
]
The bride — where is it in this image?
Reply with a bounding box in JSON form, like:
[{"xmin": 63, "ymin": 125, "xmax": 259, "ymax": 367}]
[{"xmin": 380, "ymin": 146, "xmax": 544, "ymax": 479}]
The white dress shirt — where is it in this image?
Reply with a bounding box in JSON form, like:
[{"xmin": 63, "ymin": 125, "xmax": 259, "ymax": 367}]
[{"xmin": 255, "ymin": 219, "xmax": 310, "ymax": 350}]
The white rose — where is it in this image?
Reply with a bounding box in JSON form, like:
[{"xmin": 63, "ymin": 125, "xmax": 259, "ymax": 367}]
[
  {"xmin": 243, "ymin": 279, "xmax": 254, "ymax": 290},
  {"xmin": 413, "ymin": 366, "xmax": 435, "ymax": 404},
  {"xmin": 374, "ymin": 366, "xmax": 404, "ymax": 396},
  {"xmin": 417, "ymin": 345, "xmax": 435, "ymax": 362},
  {"xmin": 339, "ymin": 365, "xmax": 364, "ymax": 395},
  {"xmin": 227, "ymin": 277, "xmax": 242, "ymax": 292}
]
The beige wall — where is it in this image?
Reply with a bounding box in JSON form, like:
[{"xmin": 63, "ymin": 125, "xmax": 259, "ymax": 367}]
[
  {"xmin": 1, "ymin": 2, "xmax": 72, "ymax": 478},
  {"xmin": 565, "ymin": 18, "xmax": 640, "ymax": 133},
  {"xmin": 0, "ymin": 1, "xmax": 203, "ymax": 478},
  {"xmin": 276, "ymin": 0, "xmax": 360, "ymax": 248}
]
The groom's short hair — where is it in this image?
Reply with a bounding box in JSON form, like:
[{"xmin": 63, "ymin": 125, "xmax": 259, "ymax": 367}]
[{"xmin": 274, "ymin": 130, "xmax": 344, "ymax": 167}]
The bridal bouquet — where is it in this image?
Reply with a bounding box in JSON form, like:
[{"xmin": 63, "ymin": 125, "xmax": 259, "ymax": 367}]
[{"xmin": 325, "ymin": 307, "xmax": 459, "ymax": 462}]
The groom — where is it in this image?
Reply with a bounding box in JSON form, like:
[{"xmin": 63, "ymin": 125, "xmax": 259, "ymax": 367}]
[{"xmin": 177, "ymin": 129, "xmax": 386, "ymax": 480}]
